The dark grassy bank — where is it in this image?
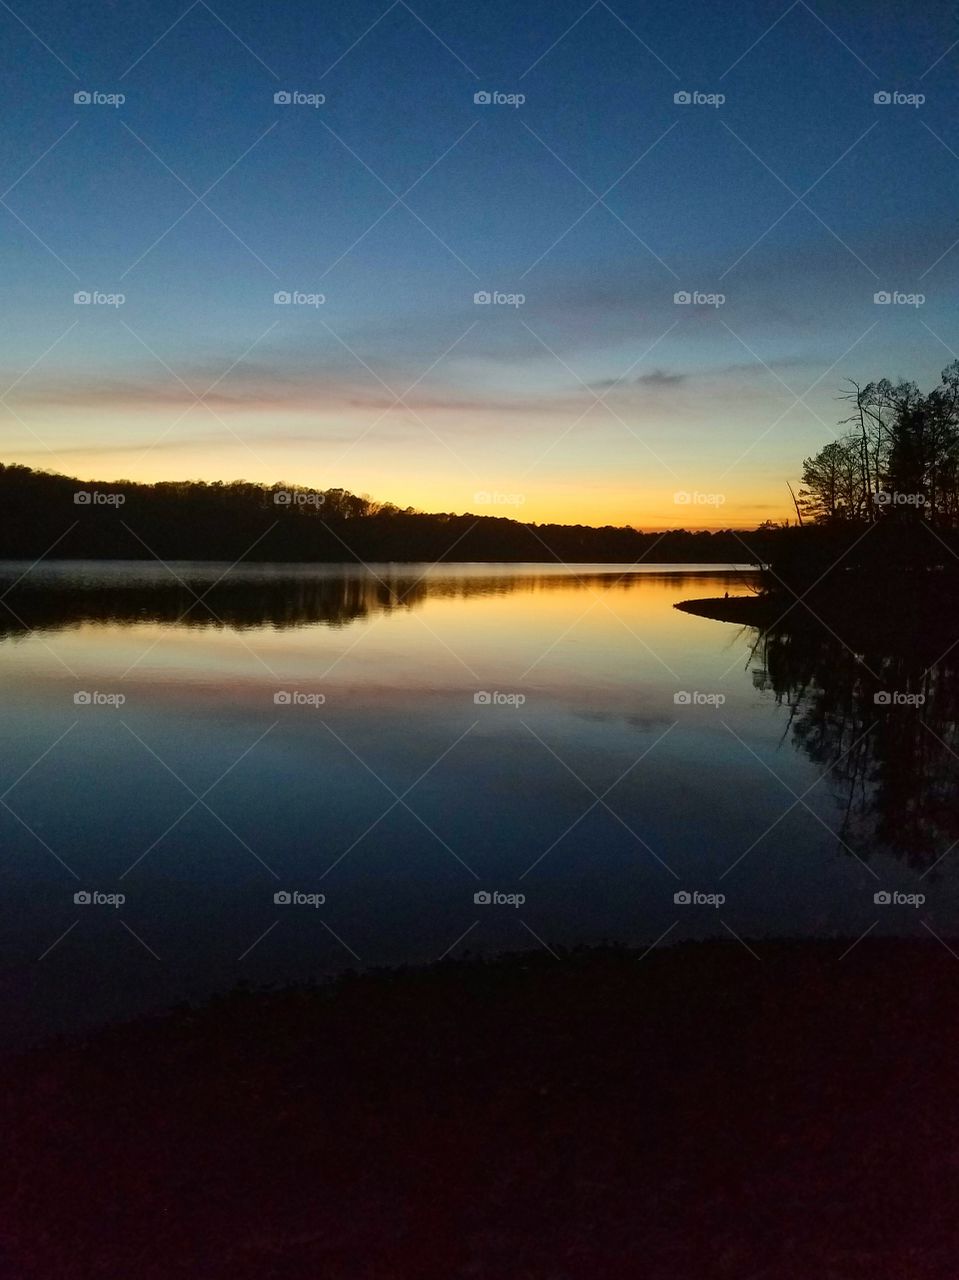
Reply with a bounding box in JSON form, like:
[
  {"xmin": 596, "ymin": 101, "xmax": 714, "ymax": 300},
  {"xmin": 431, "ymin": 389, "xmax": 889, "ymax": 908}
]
[
  {"xmin": 676, "ymin": 519, "xmax": 959, "ymax": 648},
  {"xmin": 676, "ymin": 594, "xmax": 778, "ymax": 627},
  {"xmin": 676, "ymin": 572, "xmax": 959, "ymax": 649},
  {"xmin": 3, "ymin": 939, "xmax": 958, "ymax": 1279}
]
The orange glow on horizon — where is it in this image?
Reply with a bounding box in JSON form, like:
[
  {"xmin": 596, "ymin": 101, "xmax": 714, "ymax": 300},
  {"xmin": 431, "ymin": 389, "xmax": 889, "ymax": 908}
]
[{"xmin": 6, "ymin": 439, "xmax": 788, "ymax": 534}]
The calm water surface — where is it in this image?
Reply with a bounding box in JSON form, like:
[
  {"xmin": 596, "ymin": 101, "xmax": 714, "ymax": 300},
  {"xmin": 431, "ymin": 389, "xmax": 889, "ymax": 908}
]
[{"xmin": 0, "ymin": 561, "xmax": 953, "ymax": 1044}]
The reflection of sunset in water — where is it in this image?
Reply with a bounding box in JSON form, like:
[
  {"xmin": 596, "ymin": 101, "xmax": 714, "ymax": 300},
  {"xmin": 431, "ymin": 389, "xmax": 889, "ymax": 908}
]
[{"xmin": 0, "ymin": 562, "xmax": 955, "ymax": 1046}]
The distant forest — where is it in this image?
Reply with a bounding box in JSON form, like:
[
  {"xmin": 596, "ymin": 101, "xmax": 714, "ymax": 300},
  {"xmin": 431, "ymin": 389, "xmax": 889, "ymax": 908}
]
[
  {"xmin": 0, "ymin": 464, "xmax": 771, "ymax": 564},
  {"xmin": 9, "ymin": 358, "xmax": 959, "ymax": 568}
]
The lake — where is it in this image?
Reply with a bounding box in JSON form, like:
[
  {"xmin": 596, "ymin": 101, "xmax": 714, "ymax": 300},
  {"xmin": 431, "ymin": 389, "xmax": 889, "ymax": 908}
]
[{"xmin": 0, "ymin": 560, "xmax": 952, "ymax": 1045}]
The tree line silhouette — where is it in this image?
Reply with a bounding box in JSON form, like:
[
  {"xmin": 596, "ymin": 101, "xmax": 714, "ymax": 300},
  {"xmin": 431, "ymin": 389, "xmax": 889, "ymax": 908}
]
[
  {"xmin": 0, "ymin": 463, "xmax": 769, "ymax": 564},
  {"xmin": 744, "ymin": 362, "xmax": 959, "ymax": 613},
  {"xmin": 8, "ymin": 359, "xmax": 959, "ymax": 572},
  {"xmin": 797, "ymin": 361, "xmax": 959, "ymax": 527}
]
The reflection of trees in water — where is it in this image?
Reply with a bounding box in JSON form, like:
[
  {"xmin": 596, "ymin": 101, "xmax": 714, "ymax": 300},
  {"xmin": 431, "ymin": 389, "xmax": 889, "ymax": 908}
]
[
  {"xmin": 752, "ymin": 623, "xmax": 959, "ymax": 868},
  {"xmin": 0, "ymin": 576, "xmax": 394, "ymax": 636},
  {"xmin": 0, "ymin": 569, "xmax": 729, "ymax": 638}
]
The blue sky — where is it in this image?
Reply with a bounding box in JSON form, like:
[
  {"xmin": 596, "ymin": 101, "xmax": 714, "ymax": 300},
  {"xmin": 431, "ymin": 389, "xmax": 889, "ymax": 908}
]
[{"xmin": 2, "ymin": 0, "xmax": 959, "ymax": 526}]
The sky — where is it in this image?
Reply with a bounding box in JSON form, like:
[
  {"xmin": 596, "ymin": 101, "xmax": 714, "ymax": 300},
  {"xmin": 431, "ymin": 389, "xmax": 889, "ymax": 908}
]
[{"xmin": 2, "ymin": 0, "xmax": 959, "ymax": 529}]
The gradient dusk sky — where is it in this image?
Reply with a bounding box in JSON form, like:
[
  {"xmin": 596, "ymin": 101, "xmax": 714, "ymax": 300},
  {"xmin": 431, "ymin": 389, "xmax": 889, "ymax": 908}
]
[{"xmin": 2, "ymin": 0, "xmax": 958, "ymax": 528}]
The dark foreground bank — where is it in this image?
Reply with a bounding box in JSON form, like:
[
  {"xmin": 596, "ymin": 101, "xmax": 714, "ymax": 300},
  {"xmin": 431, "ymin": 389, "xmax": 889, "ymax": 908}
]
[
  {"xmin": 676, "ymin": 578, "xmax": 959, "ymax": 649},
  {"xmin": 3, "ymin": 939, "xmax": 958, "ymax": 1279}
]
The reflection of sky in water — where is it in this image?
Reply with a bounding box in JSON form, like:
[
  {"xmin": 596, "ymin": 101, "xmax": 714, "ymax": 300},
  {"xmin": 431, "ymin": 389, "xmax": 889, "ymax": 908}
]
[{"xmin": 0, "ymin": 563, "xmax": 951, "ymax": 1045}]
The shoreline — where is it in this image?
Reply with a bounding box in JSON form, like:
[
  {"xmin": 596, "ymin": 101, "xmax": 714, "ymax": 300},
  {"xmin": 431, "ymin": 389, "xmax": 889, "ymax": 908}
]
[
  {"xmin": 4, "ymin": 937, "xmax": 958, "ymax": 1277},
  {"xmin": 674, "ymin": 593, "xmax": 776, "ymax": 626},
  {"xmin": 676, "ymin": 586, "xmax": 959, "ymax": 648}
]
